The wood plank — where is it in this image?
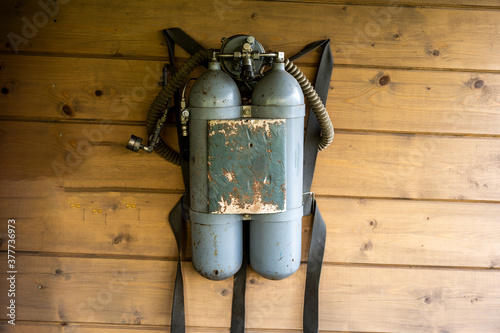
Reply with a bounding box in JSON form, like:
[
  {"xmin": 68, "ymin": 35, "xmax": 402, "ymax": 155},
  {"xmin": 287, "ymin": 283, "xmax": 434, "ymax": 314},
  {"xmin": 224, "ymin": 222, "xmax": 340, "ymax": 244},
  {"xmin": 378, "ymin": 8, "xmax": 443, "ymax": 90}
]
[
  {"xmin": 1, "ymin": 255, "xmax": 499, "ymax": 331},
  {"xmin": 312, "ymin": 132, "xmax": 500, "ymax": 201},
  {"xmin": 331, "ymin": 67, "xmax": 500, "ymax": 135},
  {"xmin": 0, "ymin": 191, "xmax": 184, "ymax": 258},
  {"xmin": 2, "ymin": 192, "xmax": 500, "ymax": 269},
  {"xmin": 1, "ymin": 121, "xmax": 499, "ymax": 201},
  {"xmin": 0, "ymin": 55, "xmax": 165, "ymax": 122},
  {"xmin": 1, "ymin": 1, "xmax": 500, "ymax": 71},
  {"xmin": 0, "ymin": 121, "xmax": 186, "ymax": 192},
  {"xmin": 3, "ymin": 55, "xmax": 500, "ymax": 135},
  {"xmin": 320, "ymin": 197, "xmax": 500, "ymax": 268}
]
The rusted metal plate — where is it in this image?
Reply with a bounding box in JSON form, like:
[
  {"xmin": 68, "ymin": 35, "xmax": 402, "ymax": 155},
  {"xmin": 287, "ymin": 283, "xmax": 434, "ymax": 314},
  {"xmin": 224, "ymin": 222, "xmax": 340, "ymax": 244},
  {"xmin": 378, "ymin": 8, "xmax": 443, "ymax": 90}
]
[{"xmin": 207, "ymin": 119, "xmax": 286, "ymax": 214}]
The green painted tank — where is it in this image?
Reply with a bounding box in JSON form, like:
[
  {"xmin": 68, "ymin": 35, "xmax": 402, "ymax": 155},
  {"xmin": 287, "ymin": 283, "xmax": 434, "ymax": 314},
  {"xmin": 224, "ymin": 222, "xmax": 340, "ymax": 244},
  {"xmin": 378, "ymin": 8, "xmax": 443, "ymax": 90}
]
[{"xmin": 250, "ymin": 62, "xmax": 304, "ymax": 279}]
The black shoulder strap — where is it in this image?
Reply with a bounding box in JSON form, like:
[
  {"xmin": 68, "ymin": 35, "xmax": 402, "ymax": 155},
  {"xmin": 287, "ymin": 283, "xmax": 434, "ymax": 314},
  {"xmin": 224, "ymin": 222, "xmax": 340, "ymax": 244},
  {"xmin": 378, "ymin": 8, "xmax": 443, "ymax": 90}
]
[
  {"xmin": 290, "ymin": 39, "xmax": 333, "ymax": 333},
  {"xmin": 164, "ymin": 28, "xmax": 203, "ymax": 333},
  {"xmin": 168, "ymin": 195, "xmax": 188, "ymax": 333},
  {"xmin": 164, "ymin": 28, "xmax": 333, "ymax": 333}
]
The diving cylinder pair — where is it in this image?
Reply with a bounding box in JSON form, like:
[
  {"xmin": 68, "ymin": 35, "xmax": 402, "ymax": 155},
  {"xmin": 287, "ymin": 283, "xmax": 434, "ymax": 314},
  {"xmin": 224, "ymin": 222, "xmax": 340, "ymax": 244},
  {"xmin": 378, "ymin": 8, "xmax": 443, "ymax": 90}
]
[
  {"xmin": 188, "ymin": 59, "xmax": 304, "ymax": 280},
  {"xmin": 127, "ymin": 34, "xmax": 333, "ymax": 281}
]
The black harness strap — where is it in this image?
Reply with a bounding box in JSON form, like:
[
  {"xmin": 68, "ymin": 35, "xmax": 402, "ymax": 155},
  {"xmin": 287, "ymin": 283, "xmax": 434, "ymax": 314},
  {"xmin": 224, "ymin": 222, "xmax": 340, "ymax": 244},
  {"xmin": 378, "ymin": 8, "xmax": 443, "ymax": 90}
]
[
  {"xmin": 164, "ymin": 28, "xmax": 204, "ymax": 333},
  {"xmin": 168, "ymin": 196, "xmax": 187, "ymax": 333},
  {"xmin": 230, "ymin": 221, "xmax": 249, "ymax": 332},
  {"xmin": 164, "ymin": 28, "xmax": 333, "ymax": 333},
  {"xmin": 290, "ymin": 40, "xmax": 333, "ymax": 333}
]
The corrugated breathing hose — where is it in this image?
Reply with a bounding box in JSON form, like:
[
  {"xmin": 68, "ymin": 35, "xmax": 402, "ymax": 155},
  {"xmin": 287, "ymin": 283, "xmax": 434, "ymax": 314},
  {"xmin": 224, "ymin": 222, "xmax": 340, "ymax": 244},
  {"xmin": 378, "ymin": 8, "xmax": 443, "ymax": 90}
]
[
  {"xmin": 284, "ymin": 58, "xmax": 334, "ymax": 151},
  {"xmin": 146, "ymin": 49, "xmax": 212, "ymax": 165},
  {"xmin": 146, "ymin": 51, "xmax": 334, "ymax": 165}
]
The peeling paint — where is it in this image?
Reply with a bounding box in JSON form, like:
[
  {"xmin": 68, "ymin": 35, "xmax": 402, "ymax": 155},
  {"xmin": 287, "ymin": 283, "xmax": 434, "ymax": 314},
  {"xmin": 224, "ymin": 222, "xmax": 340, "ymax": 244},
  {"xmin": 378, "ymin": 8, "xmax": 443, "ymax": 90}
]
[
  {"xmin": 207, "ymin": 118, "xmax": 286, "ymax": 214},
  {"xmin": 217, "ymin": 190, "xmax": 280, "ymax": 214}
]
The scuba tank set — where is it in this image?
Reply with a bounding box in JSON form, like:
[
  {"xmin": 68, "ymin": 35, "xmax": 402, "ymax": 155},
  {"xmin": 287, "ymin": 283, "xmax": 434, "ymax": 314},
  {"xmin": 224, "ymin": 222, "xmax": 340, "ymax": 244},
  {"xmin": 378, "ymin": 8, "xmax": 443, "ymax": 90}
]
[{"xmin": 126, "ymin": 29, "xmax": 333, "ymax": 331}]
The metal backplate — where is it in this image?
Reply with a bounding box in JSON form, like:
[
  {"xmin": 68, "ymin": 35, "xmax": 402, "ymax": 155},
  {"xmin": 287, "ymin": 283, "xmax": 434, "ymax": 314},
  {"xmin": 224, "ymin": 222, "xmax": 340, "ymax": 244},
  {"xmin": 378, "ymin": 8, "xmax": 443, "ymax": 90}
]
[{"xmin": 207, "ymin": 119, "xmax": 286, "ymax": 214}]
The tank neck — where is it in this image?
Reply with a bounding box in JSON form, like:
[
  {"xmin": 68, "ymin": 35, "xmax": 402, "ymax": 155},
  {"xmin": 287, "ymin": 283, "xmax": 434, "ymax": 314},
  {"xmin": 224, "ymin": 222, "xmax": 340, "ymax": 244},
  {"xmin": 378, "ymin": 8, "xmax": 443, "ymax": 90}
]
[
  {"xmin": 208, "ymin": 61, "xmax": 221, "ymax": 71},
  {"xmin": 272, "ymin": 62, "xmax": 285, "ymax": 71}
]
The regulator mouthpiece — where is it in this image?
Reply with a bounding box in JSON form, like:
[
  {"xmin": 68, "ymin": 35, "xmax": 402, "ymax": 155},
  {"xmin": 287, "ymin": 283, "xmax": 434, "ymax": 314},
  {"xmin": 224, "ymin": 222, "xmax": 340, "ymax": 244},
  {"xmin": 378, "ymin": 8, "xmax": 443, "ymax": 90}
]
[
  {"xmin": 126, "ymin": 135, "xmax": 143, "ymax": 152},
  {"xmin": 126, "ymin": 134, "xmax": 154, "ymax": 153}
]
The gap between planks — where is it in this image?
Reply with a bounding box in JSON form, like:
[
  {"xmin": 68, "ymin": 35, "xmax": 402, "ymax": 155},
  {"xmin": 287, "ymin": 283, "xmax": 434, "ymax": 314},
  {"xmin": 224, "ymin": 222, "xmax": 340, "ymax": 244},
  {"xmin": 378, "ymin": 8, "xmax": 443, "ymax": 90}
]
[
  {"xmin": 2, "ymin": 117, "xmax": 500, "ymax": 140},
  {"xmin": 3, "ymin": 251, "xmax": 498, "ymax": 272},
  {"xmin": 4, "ymin": 50, "xmax": 500, "ymax": 75},
  {"xmin": 250, "ymin": 0, "xmax": 500, "ymax": 11},
  {"xmin": 0, "ymin": 320, "xmax": 373, "ymax": 333},
  {"xmin": 58, "ymin": 187, "xmax": 500, "ymax": 205}
]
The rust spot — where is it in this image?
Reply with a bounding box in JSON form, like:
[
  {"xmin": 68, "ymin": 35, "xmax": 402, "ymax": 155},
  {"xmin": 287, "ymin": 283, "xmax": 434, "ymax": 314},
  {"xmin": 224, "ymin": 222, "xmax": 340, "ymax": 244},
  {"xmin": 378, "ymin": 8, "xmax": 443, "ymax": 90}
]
[
  {"xmin": 214, "ymin": 269, "xmax": 219, "ymax": 275},
  {"xmin": 379, "ymin": 75, "xmax": 391, "ymax": 86}
]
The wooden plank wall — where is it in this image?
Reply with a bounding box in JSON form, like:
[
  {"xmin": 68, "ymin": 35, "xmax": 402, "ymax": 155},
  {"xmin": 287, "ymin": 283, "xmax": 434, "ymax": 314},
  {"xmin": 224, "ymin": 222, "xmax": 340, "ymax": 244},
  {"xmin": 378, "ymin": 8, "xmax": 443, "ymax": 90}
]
[{"xmin": 1, "ymin": 0, "xmax": 500, "ymax": 332}]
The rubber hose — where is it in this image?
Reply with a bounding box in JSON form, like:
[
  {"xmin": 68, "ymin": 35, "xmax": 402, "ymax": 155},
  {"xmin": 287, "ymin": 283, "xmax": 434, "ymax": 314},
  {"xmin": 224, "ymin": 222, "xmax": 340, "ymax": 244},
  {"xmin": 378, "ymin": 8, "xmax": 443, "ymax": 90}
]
[
  {"xmin": 284, "ymin": 58, "xmax": 334, "ymax": 151},
  {"xmin": 146, "ymin": 49, "xmax": 212, "ymax": 165}
]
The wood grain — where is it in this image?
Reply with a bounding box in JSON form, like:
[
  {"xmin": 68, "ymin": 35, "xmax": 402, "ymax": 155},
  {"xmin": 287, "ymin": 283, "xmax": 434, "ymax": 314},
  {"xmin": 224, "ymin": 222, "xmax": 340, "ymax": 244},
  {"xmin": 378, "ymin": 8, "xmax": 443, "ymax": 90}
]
[
  {"xmin": 1, "ymin": 255, "xmax": 499, "ymax": 331},
  {"xmin": 331, "ymin": 68, "xmax": 500, "ymax": 135},
  {"xmin": 1, "ymin": 1, "xmax": 500, "ymax": 71},
  {"xmin": 2, "ymin": 55, "xmax": 500, "ymax": 135},
  {"xmin": 313, "ymin": 132, "xmax": 500, "ymax": 201},
  {"xmin": 2, "ymin": 193, "xmax": 500, "ymax": 269}
]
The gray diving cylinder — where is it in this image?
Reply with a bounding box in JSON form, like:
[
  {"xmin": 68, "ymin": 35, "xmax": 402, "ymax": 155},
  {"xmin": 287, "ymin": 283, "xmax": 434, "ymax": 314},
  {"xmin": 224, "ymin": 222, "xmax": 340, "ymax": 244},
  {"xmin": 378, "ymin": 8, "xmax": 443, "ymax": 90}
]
[
  {"xmin": 250, "ymin": 62, "xmax": 305, "ymax": 280},
  {"xmin": 189, "ymin": 61, "xmax": 243, "ymax": 280}
]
